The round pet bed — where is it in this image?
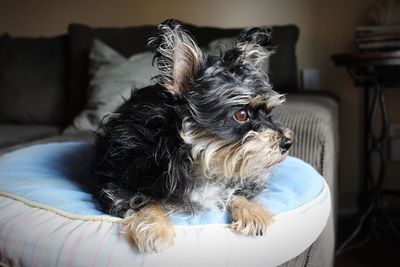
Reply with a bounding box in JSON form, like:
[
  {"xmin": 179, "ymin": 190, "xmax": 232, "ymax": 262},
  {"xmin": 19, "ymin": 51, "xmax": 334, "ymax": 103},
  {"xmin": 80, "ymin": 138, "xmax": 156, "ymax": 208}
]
[{"xmin": 0, "ymin": 142, "xmax": 331, "ymax": 267}]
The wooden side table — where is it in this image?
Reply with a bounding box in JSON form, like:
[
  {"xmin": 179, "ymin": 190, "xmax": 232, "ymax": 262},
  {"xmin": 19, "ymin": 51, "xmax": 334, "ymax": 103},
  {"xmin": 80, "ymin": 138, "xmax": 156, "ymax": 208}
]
[{"xmin": 332, "ymin": 50, "xmax": 400, "ymax": 254}]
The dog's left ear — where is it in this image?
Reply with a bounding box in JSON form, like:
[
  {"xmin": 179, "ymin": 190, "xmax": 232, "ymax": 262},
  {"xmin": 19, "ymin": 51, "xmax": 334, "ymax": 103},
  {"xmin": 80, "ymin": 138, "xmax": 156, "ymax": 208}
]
[
  {"xmin": 224, "ymin": 26, "xmax": 273, "ymax": 68},
  {"xmin": 149, "ymin": 19, "xmax": 204, "ymax": 95}
]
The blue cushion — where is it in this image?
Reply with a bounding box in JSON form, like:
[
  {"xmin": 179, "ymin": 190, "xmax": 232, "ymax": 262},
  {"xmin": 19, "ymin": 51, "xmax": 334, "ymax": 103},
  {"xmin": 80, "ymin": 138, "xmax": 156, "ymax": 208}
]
[{"xmin": 0, "ymin": 142, "xmax": 324, "ymax": 225}]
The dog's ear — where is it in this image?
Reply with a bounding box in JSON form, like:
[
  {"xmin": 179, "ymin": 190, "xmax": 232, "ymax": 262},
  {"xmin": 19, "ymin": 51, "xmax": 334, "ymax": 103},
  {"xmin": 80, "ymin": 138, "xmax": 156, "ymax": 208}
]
[
  {"xmin": 148, "ymin": 19, "xmax": 204, "ymax": 95},
  {"xmin": 224, "ymin": 26, "xmax": 273, "ymax": 67}
]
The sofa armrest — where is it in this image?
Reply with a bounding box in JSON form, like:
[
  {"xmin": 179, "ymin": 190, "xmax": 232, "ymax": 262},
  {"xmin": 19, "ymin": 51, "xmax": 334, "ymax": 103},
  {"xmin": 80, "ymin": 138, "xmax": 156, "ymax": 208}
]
[
  {"xmin": 274, "ymin": 94, "xmax": 339, "ymax": 267},
  {"xmin": 273, "ymin": 94, "xmax": 339, "ymax": 216}
]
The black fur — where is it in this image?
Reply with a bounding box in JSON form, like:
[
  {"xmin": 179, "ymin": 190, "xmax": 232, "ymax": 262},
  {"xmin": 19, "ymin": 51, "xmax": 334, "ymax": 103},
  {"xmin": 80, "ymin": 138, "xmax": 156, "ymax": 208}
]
[{"xmin": 91, "ymin": 85, "xmax": 196, "ymax": 216}]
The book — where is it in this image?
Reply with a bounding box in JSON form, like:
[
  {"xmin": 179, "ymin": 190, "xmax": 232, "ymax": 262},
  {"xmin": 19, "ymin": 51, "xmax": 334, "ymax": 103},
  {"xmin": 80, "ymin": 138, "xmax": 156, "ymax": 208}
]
[
  {"xmin": 355, "ymin": 25, "xmax": 400, "ymax": 50},
  {"xmin": 355, "ymin": 25, "xmax": 400, "ymax": 35},
  {"xmin": 357, "ymin": 40, "xmax": 400, "ymax": 50}
]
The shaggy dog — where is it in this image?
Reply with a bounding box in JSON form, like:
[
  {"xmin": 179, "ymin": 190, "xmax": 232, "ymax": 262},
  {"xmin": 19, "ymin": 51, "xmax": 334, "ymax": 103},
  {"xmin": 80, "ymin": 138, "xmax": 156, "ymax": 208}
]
[{"xmin": 90, "ymin": 19, "xmax": 293, "ymax": 253}]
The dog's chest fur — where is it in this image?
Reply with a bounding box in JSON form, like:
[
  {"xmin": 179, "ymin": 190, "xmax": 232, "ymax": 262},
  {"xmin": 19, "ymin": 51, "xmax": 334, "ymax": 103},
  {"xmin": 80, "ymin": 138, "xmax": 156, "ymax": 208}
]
[{"xmin": 188, "ymin": 170, "xmax": 269, "ymax": 212}]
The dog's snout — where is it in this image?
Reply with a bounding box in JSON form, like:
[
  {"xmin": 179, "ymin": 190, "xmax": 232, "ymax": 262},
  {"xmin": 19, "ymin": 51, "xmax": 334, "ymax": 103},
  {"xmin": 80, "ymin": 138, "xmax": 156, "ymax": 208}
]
[{"xmin": 279, "ymin": 137, "xmax": 292, "ymax": 154}]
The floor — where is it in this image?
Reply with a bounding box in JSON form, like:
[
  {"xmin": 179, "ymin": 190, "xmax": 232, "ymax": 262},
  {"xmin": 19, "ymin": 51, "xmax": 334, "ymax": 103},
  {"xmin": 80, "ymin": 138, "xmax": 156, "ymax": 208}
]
[
  {"xmin": 334, "ymin": 215, "xmax": 400, "ymax": 267},
  {"xmin": 335, "ymin": 240, "xmax": 400, "ymax": 267}
]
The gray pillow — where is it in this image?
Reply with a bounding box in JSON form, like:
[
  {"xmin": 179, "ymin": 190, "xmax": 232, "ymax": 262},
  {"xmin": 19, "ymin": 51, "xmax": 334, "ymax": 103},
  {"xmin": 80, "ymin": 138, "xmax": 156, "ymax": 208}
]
[{"xmin": 64, "ymin": 39, "xmax": 157, "ymax": 133}]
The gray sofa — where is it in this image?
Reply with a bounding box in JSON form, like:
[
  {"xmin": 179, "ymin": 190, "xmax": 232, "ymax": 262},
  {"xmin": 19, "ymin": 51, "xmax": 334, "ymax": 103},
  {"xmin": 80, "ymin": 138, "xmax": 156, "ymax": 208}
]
[{"xmin": 0, "ymin": 22, "xmax": 338, "ymax": 266}]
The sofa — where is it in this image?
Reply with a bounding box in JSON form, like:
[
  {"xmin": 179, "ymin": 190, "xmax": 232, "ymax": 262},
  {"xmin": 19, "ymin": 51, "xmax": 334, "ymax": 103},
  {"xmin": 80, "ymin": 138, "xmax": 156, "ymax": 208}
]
[{"xmin": 0, "ymin": 22, "xmax": 339, "ymax": 266}]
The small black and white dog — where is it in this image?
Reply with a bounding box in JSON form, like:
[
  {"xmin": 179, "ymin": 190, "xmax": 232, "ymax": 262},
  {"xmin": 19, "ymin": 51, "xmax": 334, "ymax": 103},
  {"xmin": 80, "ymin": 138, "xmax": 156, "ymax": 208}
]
[{"xmin": 90, "ymin": 19, "xmax": 293, "ymax": 253}]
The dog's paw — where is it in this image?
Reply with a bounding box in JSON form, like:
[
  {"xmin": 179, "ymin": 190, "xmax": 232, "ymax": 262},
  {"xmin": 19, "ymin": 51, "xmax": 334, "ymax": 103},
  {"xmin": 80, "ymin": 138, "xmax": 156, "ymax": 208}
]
[
  {"xmin": 230, "ymin": 196, "xmax": 274, "ymax": 236},
  {"xmin": 122, "ymin": 205, "xmax": 175, "ymax": 253}
]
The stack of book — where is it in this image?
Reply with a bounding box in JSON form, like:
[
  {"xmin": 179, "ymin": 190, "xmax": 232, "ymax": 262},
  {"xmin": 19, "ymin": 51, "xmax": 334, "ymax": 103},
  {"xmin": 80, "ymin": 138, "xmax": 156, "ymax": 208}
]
[{"xmin": 355, "ymin": 25, "xmax": 400, "ymax": 51}]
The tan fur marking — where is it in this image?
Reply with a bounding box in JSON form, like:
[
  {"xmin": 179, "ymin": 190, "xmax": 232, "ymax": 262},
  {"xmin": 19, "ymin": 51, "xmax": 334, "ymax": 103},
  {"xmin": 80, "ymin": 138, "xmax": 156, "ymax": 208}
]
[
  {"xmin": 248, "ymin": 93, "xmax": 285, "ymax": 111},
  {"xmin": 238, "ymin": 43, "xmax": 273, "ymax": 67},
  {"xmin": 229, "ymin": 196, "xmax": 274, "ymax": 236},
  {"xmin": 171, "ymin": 40, "xmax": 201, "ymax": 94},
  {"xmin": 266, "ymin": 93, "xmax": 286, "ymax": 110},
  {"xmin": 283, "ymin": 128, "xmax": 294, "ymax": 139},
  {"xmin": 122, "ymin": 204, "xmax": 175, "ymax": 253},
  {"xmin": 248, "ymin": 95, "xmax": 267, "ymax": 108}
]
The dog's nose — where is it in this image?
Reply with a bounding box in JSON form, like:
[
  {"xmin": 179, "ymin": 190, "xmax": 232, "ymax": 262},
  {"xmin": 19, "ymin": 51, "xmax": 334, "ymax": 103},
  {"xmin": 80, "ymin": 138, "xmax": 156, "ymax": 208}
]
[{"xmin": 279, "ymin": 138, "xmax": 292, "ymax": 154}]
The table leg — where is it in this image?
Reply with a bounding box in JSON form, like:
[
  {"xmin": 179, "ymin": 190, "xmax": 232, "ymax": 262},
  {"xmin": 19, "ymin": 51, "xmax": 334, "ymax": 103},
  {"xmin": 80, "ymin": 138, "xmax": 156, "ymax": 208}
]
[{"xmin": 336, "ymin": 67, "xmax": 400, "ymax": 255}]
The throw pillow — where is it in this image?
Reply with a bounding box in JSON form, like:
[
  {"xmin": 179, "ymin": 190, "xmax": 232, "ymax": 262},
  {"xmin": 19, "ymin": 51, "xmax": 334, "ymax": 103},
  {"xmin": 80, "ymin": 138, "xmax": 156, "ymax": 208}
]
[
  {"xmin": 64, "ymin": 39, "xmax": 157, "ymax": 133},
  {"xmin": 0, "ymin": 34, "xmax": 69, "ymax": 125},
  {"xmin": 67, "ymin": 24, "xmax": 155, "ymax": 117}
]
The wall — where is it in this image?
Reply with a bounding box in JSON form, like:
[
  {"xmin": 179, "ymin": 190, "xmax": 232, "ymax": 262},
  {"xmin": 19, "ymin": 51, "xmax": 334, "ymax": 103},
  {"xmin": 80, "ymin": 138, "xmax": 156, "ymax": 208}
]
[{"xmin": 1, "ymin": 0, "xmax": 399, "ymax": 212}]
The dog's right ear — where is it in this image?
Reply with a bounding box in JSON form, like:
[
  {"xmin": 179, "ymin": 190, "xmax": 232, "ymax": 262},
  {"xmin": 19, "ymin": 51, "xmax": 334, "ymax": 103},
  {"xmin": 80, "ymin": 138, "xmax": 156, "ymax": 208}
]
[
  {"xmin": 224, "ymin": 26, "xmax": 273, "ymax": 68},
  {"xmin": 148, "ymin": 19, "xmax": 204, "ymax": 96}
]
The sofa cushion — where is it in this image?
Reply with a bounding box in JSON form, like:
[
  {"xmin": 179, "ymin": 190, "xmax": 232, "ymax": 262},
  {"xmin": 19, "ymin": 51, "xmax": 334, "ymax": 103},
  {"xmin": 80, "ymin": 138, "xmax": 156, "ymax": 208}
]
[
  {"xmin": 0, "ymin": 34, "xmax": 69, "ymax": 125},
  {"xmin": 67, "ymin": 23, "xmax": 299, "ymax": 118},
  {"xmin": 64, "ymin": 40, "xmax": 157, "ymax": 133},
  {"xmin": 0, "ymin": 125, "xmax": 61, "ymax": 149}
]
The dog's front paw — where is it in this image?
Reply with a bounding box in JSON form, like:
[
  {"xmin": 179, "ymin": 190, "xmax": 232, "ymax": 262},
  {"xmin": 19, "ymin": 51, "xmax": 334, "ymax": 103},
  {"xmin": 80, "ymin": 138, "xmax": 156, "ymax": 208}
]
[
  {"xmin": 230, "ymin": 196, "xmax": 274, "ymax": 236},
  {"xmin": 122, "ymin": 205, "xmax": 175, "ymax": 253}
]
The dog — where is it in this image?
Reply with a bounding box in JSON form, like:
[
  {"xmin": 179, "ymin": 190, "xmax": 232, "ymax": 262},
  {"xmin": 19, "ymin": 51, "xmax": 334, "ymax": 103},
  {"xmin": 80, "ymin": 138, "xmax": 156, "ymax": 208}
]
[{"xmin": 90, "ymin": 19, "xmax": 293, "ymax": 253}]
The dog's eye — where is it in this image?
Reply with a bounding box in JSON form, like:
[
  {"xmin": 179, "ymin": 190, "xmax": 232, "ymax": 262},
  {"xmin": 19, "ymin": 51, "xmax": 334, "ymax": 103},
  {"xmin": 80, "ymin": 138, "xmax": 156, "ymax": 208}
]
[{"xmin": 234, "ymin": 109, "xmax": 249, "ymax": 122}]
